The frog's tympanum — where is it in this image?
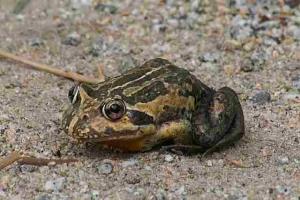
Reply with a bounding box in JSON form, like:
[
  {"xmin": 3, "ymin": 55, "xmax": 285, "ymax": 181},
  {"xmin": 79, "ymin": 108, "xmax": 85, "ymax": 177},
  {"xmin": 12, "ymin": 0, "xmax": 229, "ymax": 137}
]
[{"xmin": 62, "ymin": 58, "xmax": 244, "ymax": 154}]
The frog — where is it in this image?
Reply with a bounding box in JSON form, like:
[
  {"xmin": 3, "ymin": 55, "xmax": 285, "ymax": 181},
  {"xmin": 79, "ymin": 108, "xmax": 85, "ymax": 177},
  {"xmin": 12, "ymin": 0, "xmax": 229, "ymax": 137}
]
[{"xmin": 62, "ymin": 58, "xmax": 244, "ymax": 154}]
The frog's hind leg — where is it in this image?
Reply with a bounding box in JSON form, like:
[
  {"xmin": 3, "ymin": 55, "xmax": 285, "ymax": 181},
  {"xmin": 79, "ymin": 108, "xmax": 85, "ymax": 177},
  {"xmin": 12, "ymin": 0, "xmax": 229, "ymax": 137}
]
[
  {"xmin": 194, "ymin": 87, "xmax": 245, "ymax": 155},
  {"xmin": 203, "ymin": 97, "xmax": 244, "ymax": 156}
]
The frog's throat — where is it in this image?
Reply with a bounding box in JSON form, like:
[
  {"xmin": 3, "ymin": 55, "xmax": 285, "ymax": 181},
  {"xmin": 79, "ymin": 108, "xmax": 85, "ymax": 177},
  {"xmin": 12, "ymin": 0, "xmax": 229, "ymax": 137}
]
[{"xmin": 84, "ymin": 124, "xmax": 157, "ymax": 142}]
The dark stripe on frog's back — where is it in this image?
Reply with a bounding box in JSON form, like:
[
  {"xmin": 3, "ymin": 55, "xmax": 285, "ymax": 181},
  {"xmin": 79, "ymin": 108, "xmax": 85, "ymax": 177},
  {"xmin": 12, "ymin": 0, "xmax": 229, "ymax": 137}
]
[
  {"xmin": 117, "ymin": 80, "xmax": 168, "ymax": 104},
  {"xmin": 110, "ymin": 58, "xmax": 172, "ymax": 89}
]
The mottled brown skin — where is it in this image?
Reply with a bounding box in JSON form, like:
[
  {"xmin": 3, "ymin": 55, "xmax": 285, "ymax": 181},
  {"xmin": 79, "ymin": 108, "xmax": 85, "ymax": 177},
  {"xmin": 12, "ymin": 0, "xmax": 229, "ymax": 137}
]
[{"xmin": 62, "ymin": 58, "xmax": 244, "ymax": 154}]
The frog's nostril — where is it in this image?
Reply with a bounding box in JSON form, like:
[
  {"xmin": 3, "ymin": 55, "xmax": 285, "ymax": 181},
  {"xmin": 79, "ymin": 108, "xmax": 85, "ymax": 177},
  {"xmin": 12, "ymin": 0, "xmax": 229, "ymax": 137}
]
[{"xmin": 82, "ymin": 114, "xmax": 89, "ymax": 121}]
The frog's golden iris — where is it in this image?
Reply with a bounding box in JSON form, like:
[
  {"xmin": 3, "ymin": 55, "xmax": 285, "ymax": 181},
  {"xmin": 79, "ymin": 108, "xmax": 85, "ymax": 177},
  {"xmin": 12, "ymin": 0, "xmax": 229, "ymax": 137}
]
[{"xmin": 62, "ymin": 58, "xmax": 244, "ymax": 154}]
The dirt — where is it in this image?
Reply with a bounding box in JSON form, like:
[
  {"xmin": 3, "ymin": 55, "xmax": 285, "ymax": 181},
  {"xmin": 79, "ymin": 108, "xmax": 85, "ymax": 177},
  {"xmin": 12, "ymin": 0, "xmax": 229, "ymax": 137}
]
[{"xmin": 0, "ymin": 0, "xmax": 299, "ymax": 199}]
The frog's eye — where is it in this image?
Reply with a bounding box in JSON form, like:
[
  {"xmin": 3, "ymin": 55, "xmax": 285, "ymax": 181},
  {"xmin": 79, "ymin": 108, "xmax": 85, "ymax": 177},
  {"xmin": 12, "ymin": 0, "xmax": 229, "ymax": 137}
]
[
  {"xmin": 68, "ymin": 85, "xmax": 80, "ymax": 104},
  {"xmin": 102, "ymin": 99, "xmax": 126, "ymax": 120}
]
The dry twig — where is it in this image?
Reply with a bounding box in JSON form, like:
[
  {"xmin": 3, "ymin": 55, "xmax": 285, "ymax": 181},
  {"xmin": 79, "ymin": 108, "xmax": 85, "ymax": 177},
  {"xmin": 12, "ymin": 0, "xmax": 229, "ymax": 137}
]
[
  {"xmin": 0, "ymin": 151, "xmax": 77, "ymax": 170},
  {"xmin": 0, "ymin": 49, "xmax": 104, "ymax": 84}
]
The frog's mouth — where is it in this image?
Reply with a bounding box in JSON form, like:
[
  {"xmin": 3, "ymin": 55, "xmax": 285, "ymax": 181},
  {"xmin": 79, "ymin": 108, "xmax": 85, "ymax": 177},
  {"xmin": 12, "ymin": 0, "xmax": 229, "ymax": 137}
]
[
  {"xmin": 80, "ymin": 125, "xmax": 158, "ymax": 152},
  {"xmin": 85, "ymin": 125, "xmax": 157, "ymax": 142},
  {"xmin": 86, "ymin": 133, "xmax": 143, "ymax": 142}
]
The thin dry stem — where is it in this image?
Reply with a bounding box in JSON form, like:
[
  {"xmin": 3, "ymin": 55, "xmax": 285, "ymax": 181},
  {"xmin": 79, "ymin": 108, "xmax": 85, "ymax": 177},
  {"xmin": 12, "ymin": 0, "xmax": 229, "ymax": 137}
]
[
  {"xmin": 0, "ymin": 151, "xmax": 78, "ymax": 170},
  {"xmin": 0, "ymin": 151, "xmax": 22, "ymax": 170},
  {"xmin": 18, "ymin": 157, "xmax": 78, "ymax": 166},
  {"xmin": 0, "ymin": 49, "xmax": 104, "ymax": 84}
]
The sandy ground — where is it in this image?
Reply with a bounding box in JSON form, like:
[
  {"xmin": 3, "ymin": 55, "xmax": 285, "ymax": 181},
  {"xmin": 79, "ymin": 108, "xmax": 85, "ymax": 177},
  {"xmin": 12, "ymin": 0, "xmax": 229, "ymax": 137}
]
[{"xmin": 0, "ymin": 0, "xmax": 300, "ymax": 199}]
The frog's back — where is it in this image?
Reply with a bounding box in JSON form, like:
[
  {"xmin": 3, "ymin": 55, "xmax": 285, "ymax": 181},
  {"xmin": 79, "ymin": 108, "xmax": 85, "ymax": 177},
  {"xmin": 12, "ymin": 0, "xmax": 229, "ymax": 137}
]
[
  {"xmin": 136, "ymin": 58, "xmax": 215, "ymax": 111},
  {"xmin": 81, "ymin": 58, "xmax": 213, "ymax": 110}
]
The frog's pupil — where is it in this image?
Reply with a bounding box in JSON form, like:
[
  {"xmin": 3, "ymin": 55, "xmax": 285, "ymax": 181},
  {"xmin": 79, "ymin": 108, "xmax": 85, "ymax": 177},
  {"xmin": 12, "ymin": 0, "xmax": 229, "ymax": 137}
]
[{"xmin": 110, "ymin": 104, "xmax": 121, "ymax": 113}]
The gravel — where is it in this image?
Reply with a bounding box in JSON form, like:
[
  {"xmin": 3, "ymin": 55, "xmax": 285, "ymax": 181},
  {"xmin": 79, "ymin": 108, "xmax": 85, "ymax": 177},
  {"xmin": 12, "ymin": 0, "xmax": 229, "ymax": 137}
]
[
  {"xmin": 164, "ymin": 154, "xmax": 174, "ymax": 162},
  {"xmin": 251, "ymin": 90, "xmax": 272, "ymax": 105},
  {"xmin": 121, "ymin": 158, "xmax": 138, "ymax": 168},
  {"xmin": 44, "ymin": 177, "xmax": 66, "ymax": 192},
  {"xmin": 97, "ymin": 162, "xmax": 113, "ymax": 175},
  {"xmin": 292, "ymin": 75, "xmax": 300, "ymax": 90},
  {"xmin": 63, "ymin": 32, "xmax": 81, "ymax": 46},
  {"xmin": 276, "ymin": 156, "xmax": 290, "ymax": 165},
  {"xmin": 0, "ymin": 0, "xmax": 300, "ymax": 199}
]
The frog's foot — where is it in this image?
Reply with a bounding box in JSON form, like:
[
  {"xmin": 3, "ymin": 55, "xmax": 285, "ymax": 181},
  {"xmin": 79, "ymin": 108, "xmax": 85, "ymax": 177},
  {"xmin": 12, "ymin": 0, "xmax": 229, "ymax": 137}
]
[{"xmin": 194, "ymin": 87, "xmax": 245, "ymax": 155}]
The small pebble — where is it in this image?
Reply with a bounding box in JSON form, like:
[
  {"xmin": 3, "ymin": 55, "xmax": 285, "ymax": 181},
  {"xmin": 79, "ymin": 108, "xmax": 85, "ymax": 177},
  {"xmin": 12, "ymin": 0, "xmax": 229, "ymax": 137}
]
[
  {"xmin": 36, "ymin": 194, "xmax": 51, "ymax": 200},
  {"xmin": 285, "ymin": 0, "xmax": 300, "ymax": 7},
  {"xmin": 251, "ymin": 90, "xmax": 271, "ymax": 105},
  {"xmin": 125, "ymin": 173, "xmax": 141, "ymax": 184},
  {"xmin": 152, "ymin": 23, "xmax": 167, "ymax": 33},
  {"xmin": 44, "ymin": 177, "xmax": 66, "ymax": 192},
  {"xmin": 144, "ymin": 165, "xmax": 152, "ymax": 171},
  {"xmin": 168, "ymin": 18, "xmax": 179, "ymax": 28},
  {"xmin": 71, "ymin": 0, "xmax": 92, "ymax": 9},
  {"xmin": 241, "ymin": 58, "xmax": 255, "ymax": 72},
  {"xmin": 0, "ymin": 175, "xmax": 10, "ymax": 190},
  {"xmin": 223, "ymin": 39, "xmax": 242, "ymax": 51},
  {"xmin": 19, "ymin": 165, "xmax": 36, "ymax": 173},
  {"xmin": 133, "ymin": 188, "xmax": 146, "ymax": 197},
  {"xmin": 292, "ymin": 76, "xmax": 300, "ymax": 90},
  {"xmin": 91, "ymin": 190, "xmax": 99, "ymax": 200},
  {"xmin": 121, "ymin": 158, "xmax": 138, "ymax": 168},
  {"xmin": 283, "ymin": 91, "xmax": 300, "ymax": 103},
  {"xmin": 94, "ymin": 3, "xmax": 118, "ymax": 14},
  {"xmin": 156, "ymin": 189, "xmax": 167, "ymax": 200},
  {"xmin": 164, "ymin": 154, "xmax": 174, "ymax": 162},
  {"xmin": 200, "ymin": 52, "xmax": 220, "ymax": 63},
  {"xmin": 98, "ymin": 162, "xmax": 113, "ymax": 174},
  {"xmin": 206, "ymin": 160, "xmax": 213, "ymax": 167},
  {"xmin": 250, "ymin": 49, "xmax": 268, "ymax": 67},
  {"xmin": 175, "ymin": 186, "xmax": 186, "ymax": 196},
  {"xmin": 217, "ymin": 159, "xmax": 224, "ymax": 167},
  {"xmin": 243, "ymin": 41, "xmax": 255, "ymax": 52},
  {"xmin": 63, "ymin": 32, "xmax": 81, "ymax": 46},
  {"xmin": 276, "ymin": 185, "xmax": 290, "ymax": 195},
  {"xmin": 276, "ymin": 156, "xmax": 289, "ymax": 165},
  {"xmin": 230, "ymin": 17, "xmax": 253, "ymax": 40},
  {"xmin": 29, "ymin": 37, "xmax": 43, "ymax": 47}
]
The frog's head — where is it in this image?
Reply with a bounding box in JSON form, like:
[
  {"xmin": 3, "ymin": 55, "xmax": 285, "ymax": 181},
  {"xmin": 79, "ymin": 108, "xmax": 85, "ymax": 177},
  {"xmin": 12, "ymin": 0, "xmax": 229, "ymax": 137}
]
[{"xmin": 62, "ymin": 83, "xmax": 158, "ymax": 151}]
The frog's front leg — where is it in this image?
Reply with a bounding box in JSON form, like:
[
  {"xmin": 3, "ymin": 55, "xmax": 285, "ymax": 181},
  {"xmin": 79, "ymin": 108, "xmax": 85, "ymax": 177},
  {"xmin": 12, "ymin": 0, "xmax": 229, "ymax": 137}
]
[{"xmin": 193, "ymin": 87, "xmax": 245, "ymax": 155}]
